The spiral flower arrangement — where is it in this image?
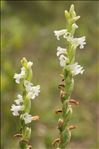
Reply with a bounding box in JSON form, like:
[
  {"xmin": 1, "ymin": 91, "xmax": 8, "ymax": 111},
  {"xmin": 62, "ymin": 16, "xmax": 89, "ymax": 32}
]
[
  {"xmin": 11, "ymin": 57, "xmax": 40, "ymax": 149},
  {"xmin": 53, "ymin": 4, "xmax": 86, "ymax": 149}
]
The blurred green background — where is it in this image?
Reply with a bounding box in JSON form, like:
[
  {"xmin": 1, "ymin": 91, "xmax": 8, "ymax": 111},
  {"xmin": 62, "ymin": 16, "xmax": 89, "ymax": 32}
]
[{"xmin": 1, "ymin": 1, "xmax": 99, "ymax": 149}]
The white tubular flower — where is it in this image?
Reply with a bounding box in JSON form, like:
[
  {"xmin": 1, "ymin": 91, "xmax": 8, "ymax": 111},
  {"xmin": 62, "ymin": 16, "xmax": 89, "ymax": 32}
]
[
  {"xmin": 59, "ymin": 55, "xmax": 69, "ymax": 67},
  {"xmin": 27, "ymin": 61, "xmax": 33, "ymax": 68},
  {"xmin": 72, "ymin": 23, "xmax": 78, "ymax": 29},
  {"xmin": 22, "ymin": 113, "xmax": 33, "ymax": 124},
  {"xmin": 11, "ymin": 104, "xmax": 24, "ymax": 116},
  {"xmin": 68, "ymin": 62, "xmax": 84, "ymax": 76},
  {"xmin": 73, "ymin": 36, "xmax": 86, "ymax": 49},
  {"xmin": 54, "ymin": 29, "xmax": 68, "ymax": 40},
  {"xmin": 14, "ymin": 67, "xmax": 25, "ymax": 84},
  {"xmin": 15, "ymin": 94, "xmax": 23, "ymax": 105},
  {"xmin": 28, "ymin": 85, "xmax": 40, "ymax": 99},
  {"xmin": 67, "ymin": 36, "xmax": 86, "ymax": 49},
  {"xmin": 57, "ymin": 47, "xmax": 67, "ymax": 57},
  {"xmin": 24, "ymin": 80, "xmax": 40, "ymax": 100},
  {"xmin": 24, "ymin": 80, "xmax": 33, "ymax": 91}
]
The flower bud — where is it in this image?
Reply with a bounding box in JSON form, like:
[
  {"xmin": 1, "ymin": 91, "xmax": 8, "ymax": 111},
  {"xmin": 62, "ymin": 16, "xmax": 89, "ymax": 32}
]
[
  {"xmin": 23, "ymin": 127, "xmax": 31, "ymax": 141},
  {"xmin": 72, "ymin": 16, "xmax": 80, "ymax": 23},
  {"xmin": 64, "ymin": 10, "xmax": 70, "ymax": 20},
  {"xmin": 21, "ymin": 57, "xmax": 27, "ymax": 68},
  {"xmin": 69, "ymin": 4, "xmax": 76, "ymax": 18}
]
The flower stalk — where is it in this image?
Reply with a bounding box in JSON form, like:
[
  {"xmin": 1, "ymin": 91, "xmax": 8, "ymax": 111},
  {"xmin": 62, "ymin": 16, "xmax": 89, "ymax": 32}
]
[
  {"xmin": 53, "ymin": 4, "xmax": 86, "ymax": 149},
  {"xmin": 11, "ymin": 57, "xmax": 40, "ymax": 149}
]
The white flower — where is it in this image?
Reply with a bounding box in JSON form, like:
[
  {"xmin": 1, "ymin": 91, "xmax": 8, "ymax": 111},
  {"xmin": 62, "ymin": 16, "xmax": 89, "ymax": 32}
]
[
  {"xmin": 56, "ymin": 47, "xmax": 67, "ymax": 57},
  {"xmin": 15, "ymin": 94, "xmax": 23, "ymax": 105},
  {"xmin": 72, "ymin": 23, "xmax": 78, "ymax": 29},
  {"xmin": 24, "ymin": 80, "xmax": 33, "ymax": 92},
  {"xmin": 24, "ymin": 80, "xmax": 40, "ymax": 100},
  {"xmin": 22, "ymin": 113, "xmax": 33, "ymax": 124},
  {"xmin": 11, "ymin": 104, "xmax": 24, "ymax": 116},
  {"xmin": 67, "ymin": 36, "xmax": 86, "ymax": 49},
  {"xmin": 59, "ymin": 55, "xmax": 69, "ymax": 67},
  {"xmin": 28, "ymin": 85, "xmax": 40, "ymax": 99},
  {"xmin": 54, "ymin": 29, "xmax": 68, "ymax": 40},
  {"xmin": 27, "ymin": 61, "xmax": 33, "ymax": 68},
  {"xmin": 14, "ymin": 67, "xmax": 25, "ymax": 84},
  {"xmin": 68, "ymin": 62, "xmax": 84, "ymax": 76}
]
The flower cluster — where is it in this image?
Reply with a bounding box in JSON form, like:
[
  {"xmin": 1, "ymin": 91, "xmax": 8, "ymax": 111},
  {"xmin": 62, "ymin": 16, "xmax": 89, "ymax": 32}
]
[
  {"xmin": 53, "ymin": 4, "xmax": 86, "ymax": 149},
  {"xmin": 54, "ymin": 5, "xmax": 86, "ymax": 76},
  {"xmin": 11, "ymin": 57, "xmax": 40, "ymax": 148},
  {"xmin": 11, "ymin": 58, "xmax": 40, "ymax": 124}
]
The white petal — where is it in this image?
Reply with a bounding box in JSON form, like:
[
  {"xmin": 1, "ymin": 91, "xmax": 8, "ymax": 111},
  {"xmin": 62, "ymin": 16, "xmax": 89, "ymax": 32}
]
[
  {"xmin": 11, "ymin": 104, "xmax": 23, "ymax": 116},
  {"xmin": 22, "ymin": 113, "xmax": 33, "ymax": 124},
  {"xmin": 15, "ymin": 94, "xmax": 23, "ymax": 105},
  {"xmin": 28, "ymin": 85, "xmax": 40, "ymax": 99},
  {"xmin": 56, "ymin": 47, "xmax": 67, "ymax": 57},
  {"xmin": 24, "ymin": 80, "xmax": 40, "ymax": 100},
  {"xmin": 24, "ymin": 80, "xmax": 33, "ymax": 92},
  {"xmin": 67, "ymin": 36, "xmax": 86, "ymax": 49},
  {"xmin": 20, "ymin": 67, "xmax": 26, "ymax": 76},
  {"xmin": 59, "ymin": 55, "xmax": 69, "ymax": 67},
  {"xmin": 14, "ymin": 73, "xmax": 21, "ymax": 84},
  {"xmin": 54, "ymin": 29, "xmax": 68, "ymax": 40},
  {"xmin": 27, "ymin": 61, "xmax": 33, "ymax": 68},
  {"xmin": 14, "ymin": 67, "xmax": 26, "ymax": 84},
  {"xmin": 68, "ymin": 63, "xmax": 84, "ymax": 76}
]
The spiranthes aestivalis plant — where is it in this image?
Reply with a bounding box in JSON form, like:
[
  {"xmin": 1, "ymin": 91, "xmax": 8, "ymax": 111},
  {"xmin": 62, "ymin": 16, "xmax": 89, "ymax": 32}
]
[
  {"xmin": 53, "ymin": 4, "xmax": 86, "ymax": 149},
  {"xmin": 11, "ymin": 57, "xmax": 40, "ymax": 149}
]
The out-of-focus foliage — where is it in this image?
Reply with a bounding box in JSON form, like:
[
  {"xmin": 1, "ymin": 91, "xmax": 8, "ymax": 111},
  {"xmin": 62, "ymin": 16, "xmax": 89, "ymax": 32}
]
[{"xmin": 1, "ymin": 1, "xmax": 99, "ymax": 149}]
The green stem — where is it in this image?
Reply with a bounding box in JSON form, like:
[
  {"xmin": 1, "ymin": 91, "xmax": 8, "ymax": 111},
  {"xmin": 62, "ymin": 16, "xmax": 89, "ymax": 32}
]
[
  {"xmin": 19, "ymin": 84, "xmax": 31, "ymax": 149},
  {"xmin": 19, "ymin": 141, "xmax": 28, "ymax": 149},
  {"xmin": 59, "ymin": 77, "xmax": 73, "ymax": 149}
]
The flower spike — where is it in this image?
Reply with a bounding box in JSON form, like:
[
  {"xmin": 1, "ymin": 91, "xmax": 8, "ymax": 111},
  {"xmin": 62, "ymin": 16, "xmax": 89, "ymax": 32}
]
[
  {"xmin": 11, "ymin": 57, "xmax": 40, "ymax": 148},
  {"xmin": 53, "ymin": 4, "xmax": 86, "ymax": 148}
]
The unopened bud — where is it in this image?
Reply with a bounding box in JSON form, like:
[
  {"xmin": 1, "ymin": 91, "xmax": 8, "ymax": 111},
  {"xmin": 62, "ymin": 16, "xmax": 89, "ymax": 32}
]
[
  {"xmin": 70, "ymin": 4, "xmax": 76, "ymax": 17},
  {"xmin": 72, "ymin": 16, "xmax": 80, "ymax": 22},
  {"xmin": 70, "ymin": 4, "xmax": 74, "ymax": 13},
  {"xmin": 21, "ymin": 57, "xmax": 27, "ymax": 67},
  {"xmin": 23, "ymin": 127, "xmax": 31, "ymax": 141},
  {"xmin": 65, "ymin": 10, "xmax": 70, "ymax": 19}
]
